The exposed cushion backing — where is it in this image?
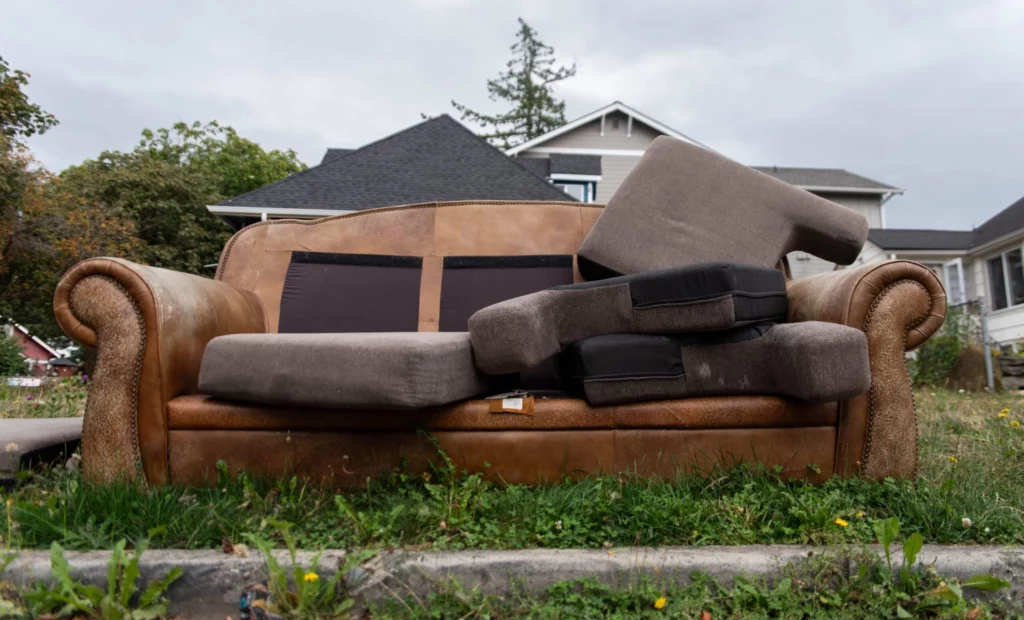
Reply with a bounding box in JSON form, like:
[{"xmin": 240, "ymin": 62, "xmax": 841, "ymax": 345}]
[
  {"xmin": 559, "ymin": 322, "xmax": 870, "ymax": 405},
  {"xmin": 439, "ymin": 256, "xmax": 574, "ymax": 331},
  {"xmin": 441, "ymin": 255, "xmax": 574, "ymax": 389},
  {"xmin": 199, "ymin": 332, "xmax": 493, "ymax": 409},
  {"xmin": 279, "ymin": 252, "xmax": 421, "ymax": 333},
  {"xmin": 469, "ymin": 262, "xmax": 788, "ymax": 375},
  {"xmin": 577, "ymin": 137, "xmax": 869, "ymax": 278}
]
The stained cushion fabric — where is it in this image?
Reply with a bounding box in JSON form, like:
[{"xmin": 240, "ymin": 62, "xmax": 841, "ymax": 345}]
[
  {"xmin": 279, "ymin": 252, "xmax": 421, "ymax": 333},
  {"xmin": 199, "ymin": 332, "xmax": 494, "ymax": 410},
  {"xmin": 577, "ymin": 136, "xmax": 870, "ymax": 279},
  {"xmin": 468, "ymin": 262, "xmax": 788, "ymax": 375},
  {"xmin": 559, "ymin": 321, "xmax": 870, "ymax": 406}
]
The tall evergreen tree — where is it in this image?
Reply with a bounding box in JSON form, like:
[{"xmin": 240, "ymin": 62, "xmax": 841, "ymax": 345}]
[{"xmin": 452, "ymin": 19, "xmax": 576, "ymax": 149}]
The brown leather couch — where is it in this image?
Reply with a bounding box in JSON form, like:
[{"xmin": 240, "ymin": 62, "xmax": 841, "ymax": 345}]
[{"xmin": 54, "ymin": 201, "xmax": 946, "ymax": 487}]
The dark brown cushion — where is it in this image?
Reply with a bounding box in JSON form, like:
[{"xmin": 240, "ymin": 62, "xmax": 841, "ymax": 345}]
[
  {"xmin": 577, "ymin": 137, "xmax": 870, "ymax": 278},
  {"xmin": 198, "ymin": 332, "xmax": 494, "ymax": 409},
  {"xmin": 468, "ymin": 262, "xmax": 788, "ymax": 374},
  {"xmin": 441, "ymin": 255, "xmax": 574, "ymax": 389},
  {"xmin": 279, "ymin": 252, "xmax": 422, "ymax": 333},
  {"xmin": 559, "ymin": 321, "xmax": 870, "ymax": 405}
]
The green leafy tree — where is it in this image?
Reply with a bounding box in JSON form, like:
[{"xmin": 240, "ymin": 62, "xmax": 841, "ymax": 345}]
[
  {"xmin": 61, "ymin": 122, "xmax": 305, "ymax": 275},
  {"xmin": 452, "ymin": 18, "xmax": 576, "ymax": 149},
  {"xmin": 0, "ymin": 162, "xmax": 138, "ymax": 341},
  {"xmin": 138, "ymin": 120, "xmax": 305, "ymax": 198},
  {"xmin": 0, "ymin": 55, "xmax": 58, "ymax": 151},
  {"xmin": 0, "ymin": 329, "xmax": 26, "ymax": 376}
]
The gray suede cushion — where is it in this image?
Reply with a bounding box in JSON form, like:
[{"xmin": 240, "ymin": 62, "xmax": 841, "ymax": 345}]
[
  {"xmin": 577, "ymin": 137, "xmax": 870, "ymax": 278},
  {"xmin": 559, "ymin": 322, "xmax": 870, "ymax": 406},
  {"xmin": 469, "ymin": 262, "xmax": 787, "ymax": 375},
  {"xmin": 199, "ymin": 332, "xmax": 493, "ymax": 409}
]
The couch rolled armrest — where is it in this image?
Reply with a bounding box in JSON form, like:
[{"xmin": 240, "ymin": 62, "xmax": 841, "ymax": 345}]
[
  {"xmin": 54, "ymin": 257, "xmax": 267, "ymax": 485},
  {"xmin": 786, "ymin": 260, "xmax": 946, "ymax": 479}
]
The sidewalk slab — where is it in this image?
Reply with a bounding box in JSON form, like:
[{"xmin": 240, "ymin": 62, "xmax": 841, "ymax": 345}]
[
  {"xmin": 0, "ymin": 417, "xmax": 82, "ymax": 483},
  {"xmin": 1, "ymin": 545, "xmax": 1020, "ymax": 619}
]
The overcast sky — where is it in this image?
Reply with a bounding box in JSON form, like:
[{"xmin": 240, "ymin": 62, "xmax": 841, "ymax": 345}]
[{"xmin": 6, "ymin": 0, "xmax": 1022, "ymax": 230}]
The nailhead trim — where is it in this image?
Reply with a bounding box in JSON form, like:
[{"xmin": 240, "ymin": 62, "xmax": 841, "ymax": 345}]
[{"xmin": 861, "ymin": 278, "xmax": 930, "ymax": 478}]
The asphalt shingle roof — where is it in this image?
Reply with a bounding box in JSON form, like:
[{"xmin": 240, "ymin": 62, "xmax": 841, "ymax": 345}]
[
  {"xmin": 218, "ymin": 115, "xmax": 573, "ymax": 211},
  {"xmin": 974, "ymin": 195, "xmax": 1024, "ymax": 247},
  {"xmin": 320, "ymin": 148, "xmax": 353, "ymax": 165},
  {"xmin": 867, "ymin": 229, "xmax": 977, "ymax": 251},
  {"xmin": 868, "ymin": 194, "xmax": 1024, "ymax": 251},
  {"xmin": 752, "ymin": 167, "xmax": 899, "ymax": 191}
]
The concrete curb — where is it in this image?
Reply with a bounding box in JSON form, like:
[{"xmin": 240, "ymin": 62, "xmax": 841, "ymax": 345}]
[{"xmin": 2, "ymin": 545, "xmax": 1021, "ymax": 619}]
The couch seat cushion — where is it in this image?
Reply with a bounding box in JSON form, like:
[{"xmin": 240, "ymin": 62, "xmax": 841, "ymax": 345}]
[
  {"xmin": 198, "ymin": 332, "xmax": 494, "ymax": 409},
  {"xmin": 560, "ymin": 321, "xmax": 870, "ymax": 405},
  {"xmin": 468, "ymin": 262, "xmax": 787, "ymax": 374}
]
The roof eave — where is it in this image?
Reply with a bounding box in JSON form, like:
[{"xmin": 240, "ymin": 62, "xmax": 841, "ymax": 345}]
[{"xmin": 799, "ymin": 185, "xmax": 905, "ymax": 195}]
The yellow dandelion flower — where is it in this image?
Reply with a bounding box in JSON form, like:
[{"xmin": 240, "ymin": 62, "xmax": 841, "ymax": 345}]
[
  {"xmin": 998, "ymin": 413, "xmax": 1008, "ymax": 419},
  {"xmin": 949, "ymin": 455, "xmax": 958, "ymax": 463},
  {"xmin": 835, "ymin": 518, "xmax": 849, "ymax": 527},
  {"xmin": 1012, "ymin": 421, "xmax": 1021, "ymax": 428},
  {"xmin": 303, "ymin": 572, "xmax": 319, "ymax": 582},
  {"xmin": 654, "ymin": 597, "xmax": 667, "ymax": 610}
]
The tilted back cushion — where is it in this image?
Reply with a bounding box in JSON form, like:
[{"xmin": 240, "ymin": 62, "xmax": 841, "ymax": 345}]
[
  {"xmin": 215, "ymin": 201, "xmax": 599, "ymax": 333},
  {"xmin": 577, "ymin": 137, "xmax": 869, "ymax": 278}
]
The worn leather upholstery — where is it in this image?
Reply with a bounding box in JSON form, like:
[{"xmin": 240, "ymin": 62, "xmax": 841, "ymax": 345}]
[
  {"xmin": 787, "ymin": 260, "xmax": 946, "ymax": 478},
  {"xmin": 54, "ymin": 202, "xmax": 944, "ymax": 486},
  {"xmin": 53, "ymin": 258, "xmax": 267, "ymax": 484}
]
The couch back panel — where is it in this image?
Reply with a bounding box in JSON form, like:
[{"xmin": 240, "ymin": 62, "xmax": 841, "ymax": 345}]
[{"xmin": 215, "ymin": 201, "xmax": 602, "ymax": 333}]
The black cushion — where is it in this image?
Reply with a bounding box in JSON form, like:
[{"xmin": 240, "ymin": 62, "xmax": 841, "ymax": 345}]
[
  {"xmin": 558, "ymin": 321, "xmax": 871, "ymax": 405},
  {"xmin": 469, "ymin": 262, "xmax": 788, "ymax": 375}
]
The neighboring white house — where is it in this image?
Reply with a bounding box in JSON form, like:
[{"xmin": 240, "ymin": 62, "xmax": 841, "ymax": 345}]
[
  {"xmin": 858, "ymin": 196, "xmax": 1024, "ymax": 348},
  {"xmin": 507, "ymin": 101, "xmax": 904, "ymax": 278}
]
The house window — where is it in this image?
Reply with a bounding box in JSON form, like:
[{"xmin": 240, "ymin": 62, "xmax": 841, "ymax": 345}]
[
  {"xmin": 554, "ymin": 182, "xmax": 589, "ymax": 202},
  {"xmin": 942, "ymin": 258, "xmax": 966, "ymax": 305},
  {"xmin": 987, "ymin": 247, "xmax": 1024, "ymax": 311}
]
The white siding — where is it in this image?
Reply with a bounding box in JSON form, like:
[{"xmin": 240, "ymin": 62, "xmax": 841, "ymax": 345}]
[
  {"xmin": 988, "ymin": 306, "xmax": 1024, "ymax": 344},
  {"xmin": 540, "ymin": 112, "xmax": 662, "ymax": 150},
  {"xmin": 854, "ymin": 241, "xmax": 888, "ymax": 266},
  {"xmin": 787, "ymin": 252, "xmax": 836, "ymax": 279},
  {"xmin": 815, "ymin": 193, "xmax": 883, "ymax": 228},
  {"xmin": 597, "ymin": 155, "xmax": 642, "ymax": 202}
]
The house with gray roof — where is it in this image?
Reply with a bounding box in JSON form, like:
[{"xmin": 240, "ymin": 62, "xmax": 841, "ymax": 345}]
[
  {"xmin": 856, "ymin": 195, "xmax": 1024, "ymax": 348},
  {"xmin": 507, "ymin": 101, "xmax": 905, "ymax": 279},
  {"xmin": 207, "ymin": 114, "xmax": 574, "ymax": 230}
]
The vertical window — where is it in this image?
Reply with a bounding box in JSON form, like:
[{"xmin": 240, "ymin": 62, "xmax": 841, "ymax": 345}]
[
  {"xmin": 942, "ymin": 259, "xmax": 965, "ymax": 305},
  {"xmin": 1007, "ymin": 249, "xmax": 1024, "ymax": 307},
  {"xmin": 988, "ymin": 255, "xmax": 1007, "ymax": 310}
]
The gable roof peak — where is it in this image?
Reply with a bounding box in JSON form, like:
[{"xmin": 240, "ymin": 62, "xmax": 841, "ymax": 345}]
[{"xmin": 506, "ymin": 101, "xmax": 713, "ymax": 155}]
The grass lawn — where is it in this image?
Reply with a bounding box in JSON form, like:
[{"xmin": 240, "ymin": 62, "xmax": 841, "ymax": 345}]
[
  {"xmin": 1, "ymin": 384, "xmax": 1022, "ymax": 553},
  {"xmin": 1, "ymin": 383, "xmax": 1022, "ymax": 617}
]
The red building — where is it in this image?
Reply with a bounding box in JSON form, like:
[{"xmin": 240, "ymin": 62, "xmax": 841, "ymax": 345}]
[{"xmin": 4, "ymin": 324, "xmax": 77, "ymax": 378}]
